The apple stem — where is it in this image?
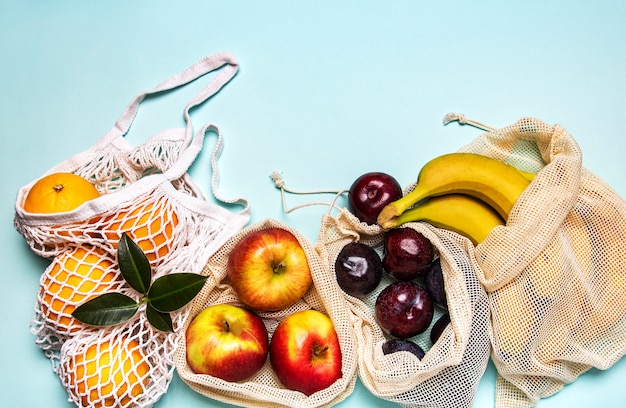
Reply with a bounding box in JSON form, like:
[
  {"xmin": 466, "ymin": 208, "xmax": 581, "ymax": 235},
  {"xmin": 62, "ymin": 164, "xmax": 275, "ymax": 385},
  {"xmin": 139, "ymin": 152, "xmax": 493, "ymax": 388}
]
[
  {"xmin": 314, "ymin": 345, "xmax": 329, "ymax": 357},
  {"xmin": 222, "ymin": 319, "xmax": 230, "ymax": 332},
  {"xmin": 273, "ymin": 261, "xmax": 287, "ymax": 274}
]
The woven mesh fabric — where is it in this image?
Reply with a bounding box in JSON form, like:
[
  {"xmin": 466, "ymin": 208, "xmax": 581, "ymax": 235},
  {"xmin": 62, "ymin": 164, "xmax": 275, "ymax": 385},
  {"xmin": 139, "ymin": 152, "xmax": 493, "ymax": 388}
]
[
  {"xmin": 315, "ymin": 209, "xmax": 490, "ymax": 408},
  {"xmin": 458, "ymin": 117, "xmax": 626, "ymax": 407},
  {"xmin": 14, "ymin": 52, "xmax": 251, "ymax": 408},
  {"xmin": 175, "ymin": 219, "xmax": 358, "ymax": 408}
]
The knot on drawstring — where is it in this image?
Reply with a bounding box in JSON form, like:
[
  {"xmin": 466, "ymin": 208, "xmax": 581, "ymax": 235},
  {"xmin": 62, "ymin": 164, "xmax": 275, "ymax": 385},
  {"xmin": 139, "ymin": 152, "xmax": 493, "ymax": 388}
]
[
  {"xmin": 270, "ymin": 171, "xmax": 285, "ymax": 189},
  {"xmin": 443, "ymin": 112, "xmax": 467, "ymax": 126},
  {"xmin": 442, "ymin": 112, "xmax": 496, "ymax": 132}
]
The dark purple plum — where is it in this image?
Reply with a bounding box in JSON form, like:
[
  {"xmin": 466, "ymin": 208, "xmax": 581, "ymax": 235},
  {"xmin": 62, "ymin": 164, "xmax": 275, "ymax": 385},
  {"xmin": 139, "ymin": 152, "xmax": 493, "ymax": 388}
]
[
  {"xmin": 383, "ymin": 228, "xmax": 434, "ymax": 281},
  {"xmin": 335, "ymin": 242, "xmax": 383, "ymax": 297},
  {"xmin": 382, "ymin": 338, "xmax": 425, "ymax": 360},
  {"xmin": 348, "ymin": 172, "xmax": 403, "ymax": 225},
  {"xmin": 430, "ymin": 313, "xmax": 451, "ymax": 344},
  {"xmin": 425, "ymin": 258, "xmax": 447, "ymax": 307},
  {"xmin": 375, "ymin": 281, "xmax": 433, "ymax": 338}
]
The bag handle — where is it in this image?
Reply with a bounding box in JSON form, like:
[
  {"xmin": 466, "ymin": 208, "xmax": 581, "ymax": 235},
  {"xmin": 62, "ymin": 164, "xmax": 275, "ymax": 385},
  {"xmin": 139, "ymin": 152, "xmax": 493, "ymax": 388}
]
[
  {"xmin": 113, "ymin": 52, "xmax": 248, "ymax": 213},
  {"xmin": 111, "ymin": 51, "xmax": 239, "ymax": 148},
  {"xmin": 169, "ymin": 123, "xmax": 250, "ymax": 214}
]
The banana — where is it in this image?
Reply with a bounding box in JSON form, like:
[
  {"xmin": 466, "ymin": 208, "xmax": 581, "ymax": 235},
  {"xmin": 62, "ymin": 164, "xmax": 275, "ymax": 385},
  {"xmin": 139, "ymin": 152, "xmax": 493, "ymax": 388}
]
[
  {"xmin": 517, "ymin": 169, "xmax": 537, "ymax": 182},
  {"xmin": 389, "ymin": 193, "xmax": 504, "ymax": 245},
  {"xmin": 377, "ymin": 153, "xmax": 531, "ymax": 229}
]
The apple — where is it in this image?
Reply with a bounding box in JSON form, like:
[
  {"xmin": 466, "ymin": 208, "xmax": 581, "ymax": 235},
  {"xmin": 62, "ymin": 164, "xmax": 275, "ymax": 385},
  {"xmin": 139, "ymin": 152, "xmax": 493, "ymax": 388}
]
[
  {"xmin": 270, "ymin": 309, "xmax": 342, "ymax": 395},
  {"xmin": 185, "ymin": 304, "xmax": 269, "ymax": 382},
  {"xmin": 334, "ymin": 242, "xmax": 383, "ymax": 297},
  {"xmin": 383, "ymin": 227, "xmax": 434, "ymax": 281},
  {"xmin": 348, "ymin": 172, "xmax": 403, "ymax": 225},
  {"xmin": 375, "ymin": 281, "xmax": 434, "ymax": 338},
  {"xmin": 227, "ymin": 227, "xmax": 313, "ymax": 311}
]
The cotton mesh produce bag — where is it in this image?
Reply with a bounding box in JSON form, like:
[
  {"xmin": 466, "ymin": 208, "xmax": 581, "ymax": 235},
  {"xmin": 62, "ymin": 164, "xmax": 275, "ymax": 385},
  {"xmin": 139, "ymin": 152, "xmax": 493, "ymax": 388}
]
[
  {"xmin": 448, "ymin": 114, "xmax": 626, "ymax": 407},
  {"xmin": 13, "ymin": 52, "xmax": 250, "ymax": 407},
  {"xmin": 175, "ymin": 218, "xmax": 358, "ymax": 408},
  {"xmin": 315, "ymin": 208, "xmax": 491, "ymax": 408}
]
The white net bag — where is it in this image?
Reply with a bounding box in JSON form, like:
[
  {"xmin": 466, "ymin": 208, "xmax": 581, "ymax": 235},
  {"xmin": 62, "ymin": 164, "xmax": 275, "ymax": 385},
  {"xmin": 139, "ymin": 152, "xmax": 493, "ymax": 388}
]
[
  {"xmin": 448, "ymin": 114, "xmax": 626, "ymax": 407},
  {"xmin": 315, "ymin": 208, "xmax": 491, "ymax": 408},
  {"xmin": 175, "ymin": 218, "xmax": 358, "ymax": 408},
  {"xmin": 14, "ymin": 52, "xmax": 250, "ymax": 407}
]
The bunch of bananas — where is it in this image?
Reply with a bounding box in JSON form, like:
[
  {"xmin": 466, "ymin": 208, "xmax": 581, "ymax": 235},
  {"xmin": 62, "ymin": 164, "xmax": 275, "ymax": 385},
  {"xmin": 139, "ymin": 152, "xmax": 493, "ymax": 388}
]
[{"xmin": 377, "ymin": 153, "xmax": 535, "ymax": 245}]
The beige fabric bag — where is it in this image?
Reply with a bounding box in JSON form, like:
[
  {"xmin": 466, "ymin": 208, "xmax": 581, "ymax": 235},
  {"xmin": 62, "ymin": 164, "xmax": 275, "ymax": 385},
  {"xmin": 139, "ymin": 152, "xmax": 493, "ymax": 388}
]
[
  {"xmin": 175, "ymin": 218, "xmax": 358, "ymax": 408},
  {"xmin": 449, "ymin": 114, "xmax": 626, "ymax": 407},
  {"xmin": 14, "ymin": 52, "xmax": 250, "ymax": 407},
  {"xmin": 315, "ymin": 209, "xmax": 491, "ymax": 408}
]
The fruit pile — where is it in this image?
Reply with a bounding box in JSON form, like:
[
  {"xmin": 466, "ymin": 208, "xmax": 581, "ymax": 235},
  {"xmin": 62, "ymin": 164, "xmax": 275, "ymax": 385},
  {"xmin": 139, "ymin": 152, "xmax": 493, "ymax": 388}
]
[
  {"xmin": 19, "ymin": 171, "xmax": 211, "ymax": 408},
  {"xmin": 176, "ymin": 220, "xmax": 357, "ymax": 407},
  {"xmin": 334, "ymin": 229, "xmax": 449, "ymax": 358},
  {"xmin": 338, "ymin": 153, "xmax": 532, "ymax": 356},
  {"xmin": 185, "ymin": 226, "xmax": 343, "ymax": 396}
]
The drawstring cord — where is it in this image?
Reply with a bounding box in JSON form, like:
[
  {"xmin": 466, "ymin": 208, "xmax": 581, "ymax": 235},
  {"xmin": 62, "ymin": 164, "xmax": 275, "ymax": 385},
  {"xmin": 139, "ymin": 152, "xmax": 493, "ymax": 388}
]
[
  {"xmin": 270, "ymin": 171, "xmax": 347, "ymax": 214},
  {"xmin": 271, "ymin": 113, "xmax": 496, "ymax": 215},
  {"xmin": 443, "ymin": 112, "xmax": 497, "ymax": 132}
]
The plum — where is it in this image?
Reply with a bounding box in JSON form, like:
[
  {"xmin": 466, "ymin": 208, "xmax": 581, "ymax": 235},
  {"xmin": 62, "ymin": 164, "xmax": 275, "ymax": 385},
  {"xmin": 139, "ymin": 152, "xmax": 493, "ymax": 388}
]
[
  {"xmin": 383, "ymin": 228, "xmax": 434, "ymax": 281},
  {"xmin": 348, "ymin": 172, "xmax": 403, "ymax": 225},
  {"xmin": 375, "ymin": 281, "xmax": 433, "ymax": 338},
  {"xmin": 430, "ymin": 312, "xmax": 451, "ymax": 344},
  {"xmin": 335, "ymin": 242, "xmax": 383, "ymax": 297},
  {"xmin": 382, "ymin": 338, "xmax": 425, "ymax": 360},
  {"xmin": 425, "ymin": 258, "xmax": 447, "ymax": 307}
]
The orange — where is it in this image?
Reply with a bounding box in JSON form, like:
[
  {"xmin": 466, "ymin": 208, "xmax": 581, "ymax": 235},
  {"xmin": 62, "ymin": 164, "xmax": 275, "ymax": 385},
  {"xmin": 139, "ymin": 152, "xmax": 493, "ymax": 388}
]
[
  {"xmin": 66, "ymin": 337, "xmax": 150, "ymax": 407},
  {"xmin": 23, "ymin": 172, "xmax": 100, "ymax": 213},
  {"xmin": 39, "ymin": 246, "xmax": 122, "ymax": 335},
  {"xmin": 100, "ymin": 200, "xmax": 179, "ymax": 263}
]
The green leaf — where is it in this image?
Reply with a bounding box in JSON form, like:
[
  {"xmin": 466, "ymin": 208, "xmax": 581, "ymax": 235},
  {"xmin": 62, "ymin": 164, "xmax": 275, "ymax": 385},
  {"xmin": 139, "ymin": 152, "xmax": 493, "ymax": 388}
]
[
  {"xmin": 118, "ymin": 232, "xmax": 152, "ymax": 295},
  {"xmin": 72, "ymin": 293, "xmax": 139, "ymax": 326},
  {"xmin": 147, "ymin": 273, "xmax": 207, "ymax": 313},
  {"xmin": 146, "ymin": 303, "xmax": 174, "ymax": 332}
]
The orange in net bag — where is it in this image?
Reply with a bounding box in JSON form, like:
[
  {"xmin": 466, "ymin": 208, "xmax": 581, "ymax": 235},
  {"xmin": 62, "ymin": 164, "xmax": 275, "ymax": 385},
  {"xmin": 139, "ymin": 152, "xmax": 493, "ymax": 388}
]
[
  {"xmin": 14, "ymin": 52, "xmax": 251, "ymax": 407},
  {"xmin": 446, "ymin": 114, "xmax": 626, "ymax": 407},
  {"xmin": 315, "ymin": 208, "xmax": 491, "ymax": 408},
  {"xmin": 175, "ymin": 219, "xmax": 358, "ymax": 408},
  {"xmin": 36, "ymin": 245, "xmax": 124, "ymax": 339},
  {"xmin": 59, "ymin": 330, "xmax": 153, "ymax": 407}
]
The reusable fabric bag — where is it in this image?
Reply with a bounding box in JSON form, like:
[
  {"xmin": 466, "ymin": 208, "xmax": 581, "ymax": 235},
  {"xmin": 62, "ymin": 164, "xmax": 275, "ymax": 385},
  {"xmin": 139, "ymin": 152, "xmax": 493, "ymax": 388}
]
[
  {"xmin": 14, "ymin": 52, "xmax": 250, "ymax": 407},
  {"xmin": 446, "ymin": 114, "xmax": 626, "ymax": 407},
  {"xmin": 315, "ymin": 208, "xmax": 491, "ymax": 408},
  {"xmin": 175, "ymin": 218, "xmax": 358, "ymax": 408}
]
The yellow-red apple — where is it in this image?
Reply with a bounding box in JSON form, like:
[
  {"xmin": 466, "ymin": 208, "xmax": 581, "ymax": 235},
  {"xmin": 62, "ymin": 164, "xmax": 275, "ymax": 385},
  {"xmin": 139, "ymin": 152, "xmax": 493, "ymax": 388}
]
[
  {"xmin": 269, "ymin": 309, "xmax": 342, "ymax": 395},
  {"xmin": 185, "ymin": 304, "xmax": 269, "ymax": 382},
  {"xmin": 227, "ymin": 227, "xmax": 312, "ymax": 311}
]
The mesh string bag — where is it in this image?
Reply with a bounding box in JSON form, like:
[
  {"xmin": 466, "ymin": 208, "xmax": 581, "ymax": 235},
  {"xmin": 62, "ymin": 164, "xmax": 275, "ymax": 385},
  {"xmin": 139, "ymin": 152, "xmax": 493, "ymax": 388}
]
[
  {"xmin": 13, "ymin": 52, "xmax": 251, "ymax": 407},
  {"xmin": 175, "ymin": 218, "xmax": 358, "ymax": 408},
  {"xmin": 446, "ymin": 114, "xmax": 626, "ymax": 407},
  {"xmin": 315, "ymin": 208, "xmax": 491, "ymax": 408}
]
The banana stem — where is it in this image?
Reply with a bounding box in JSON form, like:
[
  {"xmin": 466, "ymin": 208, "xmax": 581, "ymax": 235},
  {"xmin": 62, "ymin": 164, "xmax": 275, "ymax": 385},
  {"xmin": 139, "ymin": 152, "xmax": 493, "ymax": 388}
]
[{"xmin": 377, "ymin": 188, "xmax": 427, "ymax": 229}]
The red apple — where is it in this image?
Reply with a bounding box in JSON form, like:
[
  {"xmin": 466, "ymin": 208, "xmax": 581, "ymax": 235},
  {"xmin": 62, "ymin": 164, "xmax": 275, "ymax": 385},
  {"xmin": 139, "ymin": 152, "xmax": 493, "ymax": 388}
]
[
  {"xmin": 186, "ymin": 304, "xmax": 269, "ymax": 382},
  {"xmin": 348, "ymin": 172, "xmax": 403, "ymax": 225},
  {"xmin": 227, "ymin": 227, "xmax": 313, "ymax": 311},
  {"xmin": 270, "ymin": 309, "xmax": 342, "ymax": 395}
]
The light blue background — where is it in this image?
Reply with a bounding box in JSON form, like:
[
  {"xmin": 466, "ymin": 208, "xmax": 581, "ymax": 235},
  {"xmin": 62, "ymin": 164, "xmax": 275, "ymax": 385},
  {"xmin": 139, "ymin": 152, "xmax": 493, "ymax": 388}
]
[{"xmin": 2, "ymin": 1, "xmax": 625, "ymax": 407}]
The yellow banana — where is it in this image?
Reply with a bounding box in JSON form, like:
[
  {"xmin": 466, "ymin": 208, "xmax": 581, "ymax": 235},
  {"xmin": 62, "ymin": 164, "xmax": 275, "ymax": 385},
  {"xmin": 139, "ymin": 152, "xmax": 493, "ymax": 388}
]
[
  {"xmin": 517, "ymin": 169, "xmax": 536, "ymax": 182},
  {"xmin": 390, "ymin": 193, "xmax": 504, "ymax": 245},
  {"xmin": 377, "ymin": 153, "xmax": 531, "ymax": 229}
]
